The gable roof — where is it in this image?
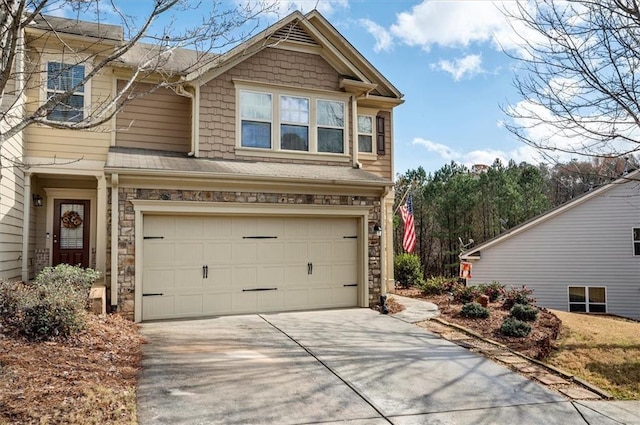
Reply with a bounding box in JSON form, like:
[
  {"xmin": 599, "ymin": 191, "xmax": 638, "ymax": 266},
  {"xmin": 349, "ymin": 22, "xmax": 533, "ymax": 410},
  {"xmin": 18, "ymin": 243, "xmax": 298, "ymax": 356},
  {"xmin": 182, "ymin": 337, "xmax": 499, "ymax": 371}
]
[
  {"xmin": 29, "ymin": 14, "xmax": 123, "ymax": 41},
  {"xmin": 187, "ymin": 10, "xmax": 403, "ymax": 102},
  {"xmin": 460, "ymin": 169, "xmax": 640, "ymax": 260}
]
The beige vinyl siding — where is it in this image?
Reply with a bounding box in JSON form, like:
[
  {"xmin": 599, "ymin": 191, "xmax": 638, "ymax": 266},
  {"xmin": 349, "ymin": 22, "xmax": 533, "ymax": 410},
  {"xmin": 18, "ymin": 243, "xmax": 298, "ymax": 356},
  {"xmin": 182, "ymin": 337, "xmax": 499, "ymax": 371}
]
[
  {"xmin": 116, "ymin": 81, "xmax": 191, "ymax": 152},
  {"xmin": 358, "ymin": 110, "xmax": 391, "ymax": 180},
  {"xmin": 468, "ymin": 180, "xmax": 640, "ymax": 321},
  {"xmin": 199, "ymin": 48, "xmax": 343, "ymax": 164},
  {"xmin": 0, "ymin": 128, "xmax": 25, "ymax": 280},
  {"xmin": 24, "ymin": 66, "xmax": 113, "ymax": 162}
]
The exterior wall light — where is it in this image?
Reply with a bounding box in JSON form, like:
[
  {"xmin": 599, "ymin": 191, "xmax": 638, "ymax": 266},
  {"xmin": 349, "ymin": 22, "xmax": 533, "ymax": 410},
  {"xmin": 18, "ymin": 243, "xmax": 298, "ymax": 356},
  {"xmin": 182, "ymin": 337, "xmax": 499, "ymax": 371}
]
[
  {"xmin": 373, "ymin": 223, "xmax": 382, "ymax": 237},
  {"xmin": 32, "ymin": 194, "xmax": 43, "ymax": 207}
]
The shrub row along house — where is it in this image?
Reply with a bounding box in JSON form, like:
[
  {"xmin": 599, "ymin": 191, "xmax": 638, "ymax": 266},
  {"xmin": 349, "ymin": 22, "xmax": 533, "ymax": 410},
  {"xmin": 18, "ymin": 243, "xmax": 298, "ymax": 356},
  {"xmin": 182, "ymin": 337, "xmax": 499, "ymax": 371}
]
[
  {"xmin": 0, "ymin": 10, "xmax": 403, "ymax": 321},
  {"xmin": 461, "ymin": 170, "xmax": 640, "ymax": 321}
]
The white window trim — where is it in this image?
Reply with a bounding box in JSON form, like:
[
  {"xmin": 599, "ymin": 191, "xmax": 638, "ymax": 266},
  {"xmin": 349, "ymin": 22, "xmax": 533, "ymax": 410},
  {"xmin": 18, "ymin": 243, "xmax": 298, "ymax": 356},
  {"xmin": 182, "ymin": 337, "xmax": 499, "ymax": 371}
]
[
  {"xmin": 279, "ymin": 94, "xmax": 310, "ymax": 152},
  {"xmin": 235, "ymin": 82, "xmax": 349, "ymax": 158},
  {"xmin": 632, "ymin": 227, "xmax": 640, "ymax": 256},
  {"xmin": 39, "ymin": 54, "xmax": 92, "ymax": 124},
  {"xmin": 357, "ymin": 107, "xmax": 380, "ymax": 159},
  {"xmin": 567, "ymin": 285, "xmax": 607, "ymax": 313},
  {"xmin": 357, "ymin": 113, "xmax": 375, "ymax": 155}
]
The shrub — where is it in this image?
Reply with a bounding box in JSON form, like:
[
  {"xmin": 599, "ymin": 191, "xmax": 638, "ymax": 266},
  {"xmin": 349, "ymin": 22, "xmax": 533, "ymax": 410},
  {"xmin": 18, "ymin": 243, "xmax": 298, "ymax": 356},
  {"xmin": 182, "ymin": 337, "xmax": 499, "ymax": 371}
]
[
  {"xmin": 460, "ymin": 302, "xmax": 490, "ymax": 319},
  {"xmin": 479, "ymin": 281, "xmax": 505, "ymax": 302},
  {"xmin": 394, "ymin": 254, "xmax": 424, "ymax": 288},
  {"xmin": 0, "ymin": 265, "xmax": 100, "ymax": 340},
  {"xmin": 452, "ymin": 285, "xmax": 481, "ymax": 304},
  {"xmin": 500, "ymin": 317, "xmax": 532, "ymax": 337},
  {"xmin": 502, "ymin": 285, "xmax": 536, "ymax": 309},
  {"xmin": 510, "ymin": 303, "xmax": 539, "ymax": 322},
  {"xmin": 418, "ymin": 276, "xmax": 458, "ymax": 295}
]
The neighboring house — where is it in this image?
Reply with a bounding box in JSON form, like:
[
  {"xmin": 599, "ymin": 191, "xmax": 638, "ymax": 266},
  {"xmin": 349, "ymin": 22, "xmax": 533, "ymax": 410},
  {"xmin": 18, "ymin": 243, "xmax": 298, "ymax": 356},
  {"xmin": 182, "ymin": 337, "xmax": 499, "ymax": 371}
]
[
  {"xmin": 0, "ymin": 11, "xmax": 403, "ymax": 322},
  {"xmin": 460, "ymin": 170, "xmax": 640, "ymax": 321}
]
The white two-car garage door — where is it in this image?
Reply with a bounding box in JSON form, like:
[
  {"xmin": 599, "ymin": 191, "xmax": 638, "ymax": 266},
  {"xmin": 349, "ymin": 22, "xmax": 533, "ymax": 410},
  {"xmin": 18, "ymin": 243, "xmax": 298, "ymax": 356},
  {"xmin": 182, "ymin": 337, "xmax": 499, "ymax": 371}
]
[{"xmin": 142, "ymin": 215, "xmax": 359, "ymax": 321}]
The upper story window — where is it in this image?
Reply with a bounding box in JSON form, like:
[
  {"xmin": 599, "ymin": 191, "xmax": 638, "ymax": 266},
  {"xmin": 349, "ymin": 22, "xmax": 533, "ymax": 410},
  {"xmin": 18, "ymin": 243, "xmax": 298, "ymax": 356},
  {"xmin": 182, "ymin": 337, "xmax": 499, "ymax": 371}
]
[
  {"xmin": 238, "ymin": 87, "xmax": 346, "ymax": 155},
  {"xmin": 633, "ymin": 228, "xmax": 640, "ymax": 255},
  {"xmin": 357, "ymin": 115, "xmax": 374, "ymax": 153},
  {"xmin": 280, "ymin": 95, "xmax": 309, "ymax": 151},
  {"xmin": 240, "ymin": 91, "xmax": 272, "ymax": 148},
  {"xmin": 46, "ymin": 62, "xmax": 86, "ymax": 122},
  {"xmin": 316, "ymin": 100, "xmax": 344, "ymax": 153}
]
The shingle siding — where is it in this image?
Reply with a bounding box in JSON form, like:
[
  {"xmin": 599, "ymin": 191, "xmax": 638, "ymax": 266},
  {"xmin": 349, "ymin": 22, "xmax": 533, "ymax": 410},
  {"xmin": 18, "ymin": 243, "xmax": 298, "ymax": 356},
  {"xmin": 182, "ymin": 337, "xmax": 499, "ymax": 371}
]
[{"xmin": 468, "ymin": 180, "xmax": 640, "ymax": 320}]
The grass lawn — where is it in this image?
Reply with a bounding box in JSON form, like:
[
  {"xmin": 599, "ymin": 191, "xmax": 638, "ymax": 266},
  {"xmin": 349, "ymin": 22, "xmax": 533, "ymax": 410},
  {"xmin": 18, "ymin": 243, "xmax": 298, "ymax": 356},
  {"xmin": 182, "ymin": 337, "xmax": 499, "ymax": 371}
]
[{"xmin": 547, "ymin": 310, "xmax": 640, "ymax": 400}]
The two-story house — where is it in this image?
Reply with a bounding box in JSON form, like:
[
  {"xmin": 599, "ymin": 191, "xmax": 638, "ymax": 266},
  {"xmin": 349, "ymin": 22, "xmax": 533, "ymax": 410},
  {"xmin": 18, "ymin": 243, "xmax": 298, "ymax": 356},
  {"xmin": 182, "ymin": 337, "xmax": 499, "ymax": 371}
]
[{"xmin": 1, "ymin": 10, "xmax": 404, "ymax": 321}]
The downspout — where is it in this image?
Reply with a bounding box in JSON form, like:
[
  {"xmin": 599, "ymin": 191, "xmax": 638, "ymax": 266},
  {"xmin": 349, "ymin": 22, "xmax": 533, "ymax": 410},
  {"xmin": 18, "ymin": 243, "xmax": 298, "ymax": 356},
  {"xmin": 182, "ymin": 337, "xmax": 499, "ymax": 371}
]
[
  {"xmin": 350, "ymin": 94, "xmax": 360, "ymax": 168},
  {"xmin": 110, "ymin": 174, "xmax": 119, "ymax": 307},
  {"xmin": 21, "ymin": 173, "xmax": 31, "ymax": 282},
  {"xmin": 176, "ymin": 84, "xmax": 198, "ymax": 157}
]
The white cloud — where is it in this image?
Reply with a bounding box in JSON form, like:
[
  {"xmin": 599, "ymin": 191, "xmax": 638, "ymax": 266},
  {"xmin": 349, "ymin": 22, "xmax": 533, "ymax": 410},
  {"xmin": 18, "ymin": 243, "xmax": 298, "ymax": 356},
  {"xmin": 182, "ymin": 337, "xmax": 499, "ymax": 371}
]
[
  {"xmin": 412, "ymin": 137, "xmax": 545, "ymax": 168},
  {"xmin": 359, "ymin": 18, "xmax": 393, "ymax": 52},
  {"xmin": 432, "ymin": 54, "xmax": 483, "ymax": 81},
  {"xmin": 390, "ymin": 1, "xmax": 506, "ymax": 51}
]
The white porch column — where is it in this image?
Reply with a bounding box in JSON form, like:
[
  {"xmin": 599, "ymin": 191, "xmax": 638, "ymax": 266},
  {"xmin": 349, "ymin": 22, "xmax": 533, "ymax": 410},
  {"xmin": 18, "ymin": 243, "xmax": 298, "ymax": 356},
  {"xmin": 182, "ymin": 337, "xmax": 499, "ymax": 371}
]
[
  {"xmin": 21, "ymin": 173, "xmax": 31, "ymax": 282},
  {"xmin": 95, "ymin": 174, "xmax": 107, "ymax": 276},
  {"xmin": 110, "ymin": 174, "xmax": 119, "ymax": 306}
]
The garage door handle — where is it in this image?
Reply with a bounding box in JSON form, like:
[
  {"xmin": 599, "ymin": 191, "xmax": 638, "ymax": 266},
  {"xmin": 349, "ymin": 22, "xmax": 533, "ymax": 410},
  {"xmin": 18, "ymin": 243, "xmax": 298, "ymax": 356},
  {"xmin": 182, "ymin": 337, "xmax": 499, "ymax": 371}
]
[
  {"xmin": 203, "ymin": 265, "xmax": 208, "ymax": 279},
  {"xmin": 307, "ymin": 262, "xmax": 313, "ymax": 275}
]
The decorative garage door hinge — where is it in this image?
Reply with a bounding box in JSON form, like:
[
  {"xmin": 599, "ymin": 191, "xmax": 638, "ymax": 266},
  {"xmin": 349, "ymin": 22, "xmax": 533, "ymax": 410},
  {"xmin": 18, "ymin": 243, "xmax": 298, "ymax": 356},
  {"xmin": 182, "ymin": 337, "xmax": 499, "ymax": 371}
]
[
  {"xmin": 143, "ymin": 293, "xmax": 164, "ymax": 296},
  {"xmin": 343, "ymin": 284, "xmax": 358, "ymax": 287},
  {"xmin": 343, "ymin": 235, "xmax": 357, "ymax": 239},
  {"xmin": 242, "ymin": 236, "xmax": 278, "ymax": 239},
  {"xmin": 143, "ymin": 236, "xmax": 164, "ymax": 240},
  {"xmin": 242, "ymin": 288, "xmax": 278, "ymax": 292}
]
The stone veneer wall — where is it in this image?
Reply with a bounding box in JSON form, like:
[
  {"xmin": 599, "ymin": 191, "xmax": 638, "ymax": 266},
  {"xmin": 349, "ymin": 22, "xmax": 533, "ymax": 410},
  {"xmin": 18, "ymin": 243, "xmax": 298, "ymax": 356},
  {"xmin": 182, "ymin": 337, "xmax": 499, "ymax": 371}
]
[{"xmin": 112, "ymin": 187, "xmax": 382, "ymax": 320}]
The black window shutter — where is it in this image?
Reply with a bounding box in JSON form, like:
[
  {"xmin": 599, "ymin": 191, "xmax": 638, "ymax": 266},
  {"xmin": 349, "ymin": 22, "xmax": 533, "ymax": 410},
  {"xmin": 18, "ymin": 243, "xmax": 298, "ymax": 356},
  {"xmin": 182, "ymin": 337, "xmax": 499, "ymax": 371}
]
[{"xmin": 376, "ymin": 115, "xmax": 386, "ymax": 155}]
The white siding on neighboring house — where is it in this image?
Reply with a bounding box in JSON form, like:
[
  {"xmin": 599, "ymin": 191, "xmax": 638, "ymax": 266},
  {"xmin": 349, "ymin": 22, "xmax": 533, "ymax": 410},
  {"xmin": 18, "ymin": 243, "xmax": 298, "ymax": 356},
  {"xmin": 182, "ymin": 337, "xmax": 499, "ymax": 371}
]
[{"xmin": 466, "ymin": 179, "xmax": 640, "ymax": 321}]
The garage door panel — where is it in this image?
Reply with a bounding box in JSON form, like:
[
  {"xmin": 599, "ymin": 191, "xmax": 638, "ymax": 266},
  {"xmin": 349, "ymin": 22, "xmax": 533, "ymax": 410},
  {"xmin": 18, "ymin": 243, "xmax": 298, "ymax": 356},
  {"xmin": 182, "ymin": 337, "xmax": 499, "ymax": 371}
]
[
  {"xmin": 284, "ymin": 289, "xmax": 309, "ymax": 309},
  {"xmin": 144, "ymin": 269, "xmax": 175, "ymax": 293},
  {"xmin": 204, "ymin": 242, "xmax": 232, "ymax": 264},
  {"xmin": 174, "ymin": 294, "xmax": 203, "ymax": 316},
  {"xmin": 203, "ymin": 293, "xmax": 232, "ymax": 315},
  {"xmin": 257, "ymin": 266, "xmax": 284, "ymax": 286},
  {"xmin": 205, "ymin": 267, "xmax": 232, "ymax": 291},
  {"xmin": 232, "ymin": 243, "xmax": 257, "ymax": 262},
  {"xmin": 144, "ymin": 243, "xmax": 175, "ymax": 266},
  {"xmin": 143, "ymin": 215, "xmax": 359, "ymax": 320},
  {"xmin": 233, "ymin": 267, "xmax": 257, "ymax": 289},
  {"xmin": 203, "ymin": 217, "xmax": 232, "ymax": 237},
  {"xmin": 257, "ymin": 242, "xmax": 285, "ymax": 262},
  {"xmin": 232, "ymin": 292, "xmax": 258, "ymax": 312},
  {"xmin": 174, "ymin": 242, "xmax": 203, "ymax": 266},
  {"xmin": 144, "ymin": 296, "xmax": 176, "ymax": 320},
  {"xmin": 256, "ymin": 290, "xmax": 285, "ymax": 311},
  {"xmin": 284, "ymin": 242, "xmax": 308, "ymax": 261}
]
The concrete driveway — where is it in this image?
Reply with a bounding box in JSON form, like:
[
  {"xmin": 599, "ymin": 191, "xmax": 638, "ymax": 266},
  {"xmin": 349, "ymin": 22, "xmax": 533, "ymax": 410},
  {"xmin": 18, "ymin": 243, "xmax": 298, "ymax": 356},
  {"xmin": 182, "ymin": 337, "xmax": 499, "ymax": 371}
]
[{"xmin": 137, "ymin": 308, "xmax": 637, "ymax": 424}]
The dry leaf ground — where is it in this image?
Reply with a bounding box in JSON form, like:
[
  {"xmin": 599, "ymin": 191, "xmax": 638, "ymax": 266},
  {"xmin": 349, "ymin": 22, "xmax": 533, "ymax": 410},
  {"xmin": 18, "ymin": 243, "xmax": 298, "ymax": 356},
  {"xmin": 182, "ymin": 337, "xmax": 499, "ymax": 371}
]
[{"xmin": 0, "ymin": 314, "xmax": 142, "ymax": 424}]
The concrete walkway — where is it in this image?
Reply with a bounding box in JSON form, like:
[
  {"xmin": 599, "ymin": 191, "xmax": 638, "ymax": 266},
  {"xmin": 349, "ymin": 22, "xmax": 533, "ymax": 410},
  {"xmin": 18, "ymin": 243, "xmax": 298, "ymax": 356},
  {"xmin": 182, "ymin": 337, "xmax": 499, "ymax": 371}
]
[{"xmin": 137, "ymin": 308, "xmax": 640, "ymax": 424}]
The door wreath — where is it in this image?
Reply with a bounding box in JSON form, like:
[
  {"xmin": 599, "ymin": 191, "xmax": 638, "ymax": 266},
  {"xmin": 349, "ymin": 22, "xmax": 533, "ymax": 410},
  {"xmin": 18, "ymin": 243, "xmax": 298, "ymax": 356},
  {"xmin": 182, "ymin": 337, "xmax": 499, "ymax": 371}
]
[{"xmin": 61, "ymin": 210, "xmax": 83, "ymax": 229}]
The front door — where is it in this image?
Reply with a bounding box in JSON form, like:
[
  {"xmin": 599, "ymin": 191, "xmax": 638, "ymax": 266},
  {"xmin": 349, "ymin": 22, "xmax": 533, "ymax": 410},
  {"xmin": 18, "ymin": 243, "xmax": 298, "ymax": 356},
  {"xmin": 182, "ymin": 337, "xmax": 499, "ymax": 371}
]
[{"xmin": 53, "ymin": 199, "xmax": 90, "ymax": 268}]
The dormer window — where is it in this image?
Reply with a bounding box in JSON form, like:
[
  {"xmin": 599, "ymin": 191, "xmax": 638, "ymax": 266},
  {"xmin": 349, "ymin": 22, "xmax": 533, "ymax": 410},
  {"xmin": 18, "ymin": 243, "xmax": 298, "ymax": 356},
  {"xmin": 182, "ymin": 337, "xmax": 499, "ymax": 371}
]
[{"xmin": 46, "ymin": 62, "xmax": 86, "ymax": 122}]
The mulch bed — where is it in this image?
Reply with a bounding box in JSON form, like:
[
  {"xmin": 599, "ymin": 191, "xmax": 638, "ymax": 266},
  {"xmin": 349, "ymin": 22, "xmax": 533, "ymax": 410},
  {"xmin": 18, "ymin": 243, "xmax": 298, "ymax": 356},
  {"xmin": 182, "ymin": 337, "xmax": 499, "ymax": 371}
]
[
  {"xmin": 0, "ymin": 314, "xmax": 142, "ymax": 424},
  {"xmin": 390, "ymin": 287, "xmax": 561, "ymax": 359}
]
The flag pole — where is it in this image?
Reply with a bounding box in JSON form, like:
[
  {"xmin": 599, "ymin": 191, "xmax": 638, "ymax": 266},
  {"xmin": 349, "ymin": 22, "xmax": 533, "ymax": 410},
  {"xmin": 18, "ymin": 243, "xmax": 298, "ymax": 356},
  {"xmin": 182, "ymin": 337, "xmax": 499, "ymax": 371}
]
[{"xmin": 393, "ymin": 179, "xmax": 417, "ymax": 215}]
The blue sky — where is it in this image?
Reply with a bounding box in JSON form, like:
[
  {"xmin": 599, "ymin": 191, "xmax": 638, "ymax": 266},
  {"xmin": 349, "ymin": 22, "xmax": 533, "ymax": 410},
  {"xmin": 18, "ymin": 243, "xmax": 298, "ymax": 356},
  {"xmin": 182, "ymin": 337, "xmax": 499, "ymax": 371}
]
[{"xmin": 52, "ymin": 0, "xmax": 553, "ymax": 177}]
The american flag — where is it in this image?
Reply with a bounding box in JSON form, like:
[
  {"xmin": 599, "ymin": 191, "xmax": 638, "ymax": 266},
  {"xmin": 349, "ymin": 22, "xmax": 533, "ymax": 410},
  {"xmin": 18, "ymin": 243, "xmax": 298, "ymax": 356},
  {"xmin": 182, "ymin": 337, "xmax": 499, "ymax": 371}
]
[{"xmin": 399, "ymin": 194, "xmax": 416, "ymax": 253}]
